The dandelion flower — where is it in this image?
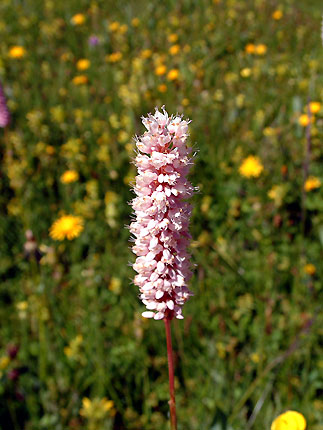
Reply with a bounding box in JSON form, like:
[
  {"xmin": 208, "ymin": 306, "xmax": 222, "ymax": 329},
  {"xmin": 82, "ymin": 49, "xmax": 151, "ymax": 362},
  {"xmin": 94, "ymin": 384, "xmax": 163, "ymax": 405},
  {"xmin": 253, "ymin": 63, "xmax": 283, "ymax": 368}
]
[
  {"xmin": 155, "ymin": 65, "xmax": 167, "ymax": 76},
  {"xmin": 272, "ymin": 10, "xmax": 283, "ymax": 20},
  {"xmin": 130, "ymin": 107, "xmax": 194, "ymax": 320},
  {"xmin": 71, "ymin": 13, "xmax": 85, "ymax": 25},
  {"xmin": 298, "ymin": 114, "xmax": 312, "ymax": 127},
  {"xmin": 304, "ymin": 264, "xmax": 316, "ymax": 275},
  {"xmin": 245, "ymin": 43, "xmax": 256, "ymax": 54},
  {"xmin": 168, "ymin": 34, "xmax": 178, "ymax": 43},
  {"xmin": 304, "ymin": 176, "xmax": 321, "ymax": 191},
  {"xmin": 169, "ymin": 44, "xmax": 180, "ymax": 55},
  {"xmin": 60, "ymin": 170, "xmax": 79, "ymax": 184},
  {"xmin": 255, "ymin": 44, "xmax": 267, "ymax": 55},
  {"xmin": 49, "ymin": 215, "xmax": 84, "ymax": 241},
  {"xmin": 9, "ymin": 46, "xmax": 26, "ymax": 59},
  {"xmin": 76, "ymin": 59, "xmax": 90, "ymax": 71},
  {"xmin": 106, "ymin": 52, "xmax": 122, "ymax": 63},
  {"xmin": 239, "ymin": 155, "xmax": 263, "ymax": 178},
  {"xmin": 271, "ymin": 410, "xmax": 306, "ymax": 430},
  {"xmin": 158, "ymin": 84, "xmax": 167, "ymax": 93},
  {"xmin": 309, "ymin": 101, "xmax": 321, "ymax": 114},
  {"xmin": 72, "ymin": 75, "xmax": 88, "ymax": 85},
  {"xmin": 167, "ymin": 69, "xmax": 179, "ymax": 81}
]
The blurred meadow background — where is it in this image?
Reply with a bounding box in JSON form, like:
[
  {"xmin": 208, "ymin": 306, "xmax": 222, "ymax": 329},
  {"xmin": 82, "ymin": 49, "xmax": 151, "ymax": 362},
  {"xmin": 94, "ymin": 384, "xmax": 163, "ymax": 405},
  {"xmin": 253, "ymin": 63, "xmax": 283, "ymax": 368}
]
[{"xmin": 0, "ymin": 0, "xmax": 323, "ymax": 429}]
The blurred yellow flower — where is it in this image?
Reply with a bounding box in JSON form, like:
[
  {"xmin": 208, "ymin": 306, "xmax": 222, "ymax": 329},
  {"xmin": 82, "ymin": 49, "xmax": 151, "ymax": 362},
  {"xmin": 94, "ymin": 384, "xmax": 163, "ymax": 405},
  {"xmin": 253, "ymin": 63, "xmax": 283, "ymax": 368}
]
[
  {"xmin": 169, "ymin": 44, "xmax": 180, "ymax": 55},
  {"xmin": 158, "ymin": 84, "xmax": 167, "ymax": 93},
  {"xmin": 168, "ymin": 33, "xmax": 178, "ymax": 43},
  {"xmin": 155, "ymin": 64, "xmax": 167, "ymax": 76},
  {"xmin": 241, "ymin": 68, "xmax": 252, "ymax": 78},
  {"xmin": 272, "ymin": 10, "xmax": 283, "ymax": 20},
  {"xmin": 245, "ymin": 43, "xmax": 256, "ymax": 54},
  {"xmin": 239, "ymin": 156, "xmax": 263, "ymax": 178},
  {"xmin": 109, "ymin": 277, "xmax": 122, "ymax": 294},
  {"xmin": 71, "ymin": 13, "xmax": 85, "ymax": 25},
  {"xmin": 119, "ymin": 24, "xmax": 128, "ymax": 34},
  {"xmin": 0, "ymin": 356, "xmax": 10, "ymax": 370},
  {"xmin": 9, "ymin": 46, "xmax": 26, "ymax": 58},
  {"xmin": 304, "ymin": 176, "xmax": 321, "ymax": 192},
  {"xmin": 298, "ymin": 114, "xmax": 311, "ymax": 127},
  {"xmin": 80, "ymin": 397, "xmax": 115, "ymax": 419},
  {"xmin": 309, "ymin": 101, "xmax": 321, "ymax": 114},
  {"xmin": 107, "ymin": 52, "xmax": 122, "ymax": 63},
  {"xmin": 255, "ymin": 44, "xmax": 267, "ymax": 55},
  {"xmin": 49, "ymin": 215, "xmax": 84, "ymax": 241},
  {"xmin": 46, "ymin": 145, "xmax": 55, "ymax": 155},
  {"xmin": 167, "ymin": 69, "xmax": 179, "ymax": 80},
  {"xmin": 304, "ymin": 264, "xmax": 316, "ymax": 275},
  {"xmin": 76, "ymin": 59, "xmax": 90, "ymax": 70},
  {"xmin": 268, "ymin": 184, "xmax": 286, "ymax": 206},
  {"xmin": 182, "ymin": 98, "xmax": 189, "ymax": 106},
  {"xmin": 131, "ymin": 17, "xmax": 140, "ymax": 27},
  {"xmin": 140, "ymin": 49, "xmax": 152, "ymax": 59},
  {"xmin": 60, "ymin": 170, "xmax": 79, "ymax": 184},
  {"xmin": 109, "ymin": 21, "xmax": 119, "ymax": 32},
  {"xmin": 271, "ymin": 411, "xmax": 306, "ymax": 430},
  {"xmin": 72, "ymin": 75, "xmax": 88, "ymax": 85}
]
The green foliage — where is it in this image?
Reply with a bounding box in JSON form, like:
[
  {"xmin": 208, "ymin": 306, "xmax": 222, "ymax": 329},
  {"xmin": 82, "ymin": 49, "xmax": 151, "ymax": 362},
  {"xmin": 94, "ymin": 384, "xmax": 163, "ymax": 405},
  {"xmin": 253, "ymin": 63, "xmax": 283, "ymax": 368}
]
[{"xmin": 0, "ymin": 0, "xmax": 322, "ymax": 429}]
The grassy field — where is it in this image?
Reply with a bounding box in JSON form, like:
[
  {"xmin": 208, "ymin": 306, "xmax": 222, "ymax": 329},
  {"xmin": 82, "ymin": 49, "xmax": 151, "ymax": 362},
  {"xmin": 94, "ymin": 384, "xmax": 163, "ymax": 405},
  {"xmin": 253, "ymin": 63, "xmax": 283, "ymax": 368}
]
[{"xmin": 0, "ymin": 0, "xmax": 322, "ymax": 429}]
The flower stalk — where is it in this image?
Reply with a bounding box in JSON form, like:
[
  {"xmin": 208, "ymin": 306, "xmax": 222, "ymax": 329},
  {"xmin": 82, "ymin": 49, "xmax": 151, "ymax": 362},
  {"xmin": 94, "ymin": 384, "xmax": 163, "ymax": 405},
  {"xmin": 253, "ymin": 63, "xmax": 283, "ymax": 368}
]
[{"xmin": 164, "ymin": 318, "xmax": 177, "ymax": 430}]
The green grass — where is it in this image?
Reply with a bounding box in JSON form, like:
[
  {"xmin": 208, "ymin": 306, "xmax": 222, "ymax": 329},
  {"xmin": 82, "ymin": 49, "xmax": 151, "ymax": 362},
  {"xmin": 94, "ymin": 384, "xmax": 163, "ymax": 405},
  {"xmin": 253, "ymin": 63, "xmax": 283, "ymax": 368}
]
[{"xmin": 0, "ymin": 0, "xmax": 322, "ymax": 429}]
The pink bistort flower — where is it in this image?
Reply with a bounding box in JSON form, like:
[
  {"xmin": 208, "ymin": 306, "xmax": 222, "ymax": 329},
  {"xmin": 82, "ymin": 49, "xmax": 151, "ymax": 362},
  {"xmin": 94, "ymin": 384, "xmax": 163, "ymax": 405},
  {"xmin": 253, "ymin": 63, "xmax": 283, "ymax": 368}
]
[
  {"xmin": 130, "ymin": 107, "xmax": 194, "ymax": 320},
  {"xmin": 0, "ymin": 82, "xmax": 10, "ymax": 128}
]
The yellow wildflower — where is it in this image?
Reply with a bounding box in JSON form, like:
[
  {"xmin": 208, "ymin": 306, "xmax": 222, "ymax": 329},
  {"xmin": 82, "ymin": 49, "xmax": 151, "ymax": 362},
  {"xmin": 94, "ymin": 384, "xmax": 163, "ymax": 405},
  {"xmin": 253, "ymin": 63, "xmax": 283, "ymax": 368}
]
[
  {"xmin": 155, "ymin": 64, "xmax": 167, "ymax": 76},
  {"xmin": 239, "ymin": 156, "xmax": 264, "ymax": 178},
  {"xmin": 158, "ymin": 84, "xmax": 167, "ymax": 93},
  {"xmin": 49, "ymin": 215, "xmax": 84, "ymax": 241},
  {"xmin": 245, "ymin": 43, "xmax": 256, "ymax": 54},
  {"xmin": 182, "ymin": 98, "xmax": 189, "ymax": 106},
  {"xmin": 304, "ymin": 264, "xmax": 316, "ymax": 275},
  {"xmin": 141, "ymin": 49, "xmax": 152, "ymax": 59},
  {"xmin": 169, "ymin": 44, "xmax": 180, "ymax": 55},
  {"xmin": 241, "ymin": 68, "xmax": 252, "ymax": 78},
  {"xmin": 131, "ymin": 17, "xmax": 140, "ymax": 27},
  {"xmin": 71, "ymin": 13, "xmax": 85, "ymax": 25},
  {"xmin": 168, "ymin": 33, "xmax": 178, "ymax": 43},
  {"xmin": 167, "ymin": 69, "xmax": 179, "ymax": 80},
  {"xmin": 271, "ymin": 411, "xmax": 306, "ymax": 430},
  {"xmin": 304, "ymin": 176, "xmax": 321, "ymax": 192},
  {"xmin": 0, "ymin": 356, "xmax": 10, "ymax": 370},
  {"xmin": 106, "ymin": 52, "xmax": 122, "ymax": 63},
  {"xmin": 80, "ymin": 397, "xmax": 115, "ymax": 419},
  {"xmin": 72, "ymin": 75, "xmax": 88, "ymax": 85},
  {"xmin": 9, "ymin": 46, "xmax": 26, "ymax": 58},
  {"xmin": 272, "ymin": 10, "xmax": 283, "ymax": 20},
  {"xmin": 298, "ymin": 114, "xmax": 311, "ymax": 127},
  {"xmin": 60, "ymin": 170, "xmax": 79, "ymax": 184},
  {"xmin": 309, "ymin": 101, "xmax": 321, "ymax": 114},
  {"xmin": 46, "ymin": 145, "xmax": 55, "ymax": 155},
  {"xmin": 119, "ymin": 24, "xmax": 128, "ymax": 34},
  {"xmin": 76, "ymin": 59, "xmax": 90, "ymax": 71},
  {"xmin": 109, "ymin": 21, "xmax": 119, "ymax": 32},
  {"xmin": 255, "ymin": 44, "xmax": 267, "ymax": 55}
]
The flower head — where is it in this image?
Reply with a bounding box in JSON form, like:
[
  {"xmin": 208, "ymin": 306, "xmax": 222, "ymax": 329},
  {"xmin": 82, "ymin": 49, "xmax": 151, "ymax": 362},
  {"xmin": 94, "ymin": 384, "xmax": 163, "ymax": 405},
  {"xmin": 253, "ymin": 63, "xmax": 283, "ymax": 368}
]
[
  {"xmin": 271, "ymin": 410, "xmax": 306, "ymax": 430},
  {"xmin": 304, "ymin": 176, "xmax": 321, "ymax": 191},
  {"xmin": 130, "ymin": 107, "xmax": 194, "ymax": 320},
  {"xmin": 9, "ymin": 46, "xmax": 26, "ymax": 59},
  {"xmin": 60, "ymin": 170, "xmax": 79, "ymax": 184},
  {"xmin": 0, "ymin": 82, "xmax": 10, "ymax": 128},
  {"xmin": 239, "ymin": 155, "xmax": 263, "ymax": 178},
  {"xmin": 71, "ymin": 13, "xmax": 85, "ymax": 25},
  {"xmin": 49, "ymin": 215, "xmax": 84, "ymax": 240},
  {"xmin": 76, "ymin": 59, "xmax": 90, "ymax": 71}
]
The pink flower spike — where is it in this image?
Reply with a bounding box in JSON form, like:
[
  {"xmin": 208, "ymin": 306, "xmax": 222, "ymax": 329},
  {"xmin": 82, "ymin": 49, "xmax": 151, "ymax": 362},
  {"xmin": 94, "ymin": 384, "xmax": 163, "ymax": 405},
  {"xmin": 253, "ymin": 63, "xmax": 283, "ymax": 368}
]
[{"xmin": 130, "ymin": 107, "xmax": 194, "ymax": 321}]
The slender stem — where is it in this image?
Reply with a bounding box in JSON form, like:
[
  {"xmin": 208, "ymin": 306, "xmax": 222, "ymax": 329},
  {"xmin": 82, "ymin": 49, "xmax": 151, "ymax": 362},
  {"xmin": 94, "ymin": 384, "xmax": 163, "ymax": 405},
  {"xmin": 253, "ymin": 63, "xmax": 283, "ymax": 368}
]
[{"xmin": 164, "ymin": 318, "xmax": 177, "ymax": 430}]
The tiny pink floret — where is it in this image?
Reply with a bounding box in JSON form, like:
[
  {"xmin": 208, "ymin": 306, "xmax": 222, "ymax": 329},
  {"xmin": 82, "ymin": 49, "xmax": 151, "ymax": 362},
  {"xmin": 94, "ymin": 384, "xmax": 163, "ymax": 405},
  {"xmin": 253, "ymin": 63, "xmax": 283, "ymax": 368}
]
[{"xmin": 130, "ymin": 107, "xmax": 194, "ymax": 320}]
